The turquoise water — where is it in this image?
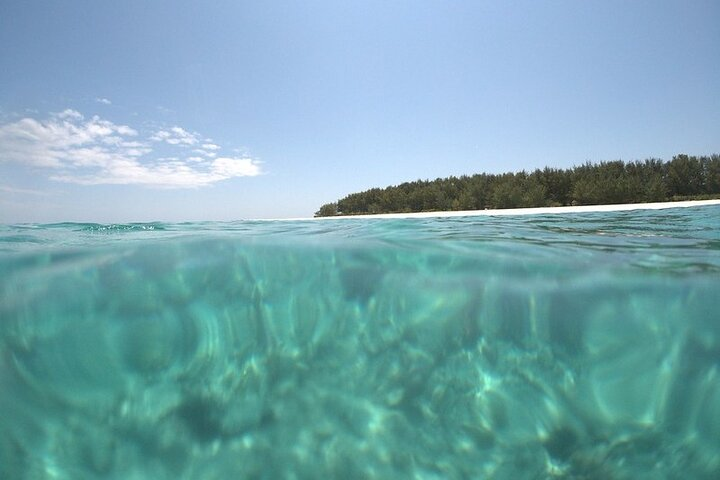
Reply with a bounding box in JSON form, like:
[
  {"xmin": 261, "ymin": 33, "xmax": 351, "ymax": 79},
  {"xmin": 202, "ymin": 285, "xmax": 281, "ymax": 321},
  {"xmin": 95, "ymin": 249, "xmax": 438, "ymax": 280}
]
[{"xmin": 1, "ymin": 207, "xmax": 719, "ymax": 479}]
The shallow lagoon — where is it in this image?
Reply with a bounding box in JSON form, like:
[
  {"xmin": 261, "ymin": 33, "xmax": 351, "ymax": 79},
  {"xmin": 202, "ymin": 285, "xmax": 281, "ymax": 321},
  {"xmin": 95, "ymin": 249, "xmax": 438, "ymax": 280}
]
[{"xmin": 1, "ymin": 206, "xmax": 719, "ymax": 479}]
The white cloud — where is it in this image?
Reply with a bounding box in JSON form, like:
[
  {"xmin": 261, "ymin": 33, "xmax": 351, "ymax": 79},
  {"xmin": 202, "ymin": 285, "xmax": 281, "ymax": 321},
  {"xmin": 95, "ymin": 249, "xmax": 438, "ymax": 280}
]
[
  {"xmin": 211, "ymin": 157, "xmax": 261, "ymax": 177},
  {"xmin": 57, "ymin": 109, "xmax": 84, "ymax": 120},
  {"xmin": 0, "ymin": 110, "xmax": 262, "ymax": 188},
  {"xmin": 96, "ymin": 97, "xmax": 112, "ymax": 105},
  {"xmin": 202, "ymin": 143, "xmax": 220, "ymax": 150},
  {"xmin": 0, "ymin": 184, "xmax": 52, "ymax": 196},
  {"xmin": 151, "ymin": 126, "xmax": 199, "ymax": 146},
  {"xmin": 192, "ymin": 148, "xmax": 217, "ymax": 158}
]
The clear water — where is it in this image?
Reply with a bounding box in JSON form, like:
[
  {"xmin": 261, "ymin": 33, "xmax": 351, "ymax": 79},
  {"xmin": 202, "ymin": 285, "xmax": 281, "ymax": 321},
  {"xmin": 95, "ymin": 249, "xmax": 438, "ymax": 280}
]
[{"xmin": 1, "ymin": 207, "xmax": 719, "ymax": 479}]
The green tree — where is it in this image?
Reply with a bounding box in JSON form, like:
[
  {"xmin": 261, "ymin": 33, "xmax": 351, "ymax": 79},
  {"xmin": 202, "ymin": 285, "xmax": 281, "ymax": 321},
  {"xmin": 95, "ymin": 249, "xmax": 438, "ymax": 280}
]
[
  {"xmin": 666, "ymin": 154, "xmax": 704, "ymax": 197},
  {"xmin": 323, "ymin": 154, "xmax": 718, "ymax": 215},
  {"xmin": 704, "ymin": 155, "xmax": 720, "ymax": 194},
  {"xmin": 315, "ymin": 202, "xmax": 338, "ymax": 217},
  {"xmin": 491, "ymin": 174, "xmax": 524, "ymax": 208}
]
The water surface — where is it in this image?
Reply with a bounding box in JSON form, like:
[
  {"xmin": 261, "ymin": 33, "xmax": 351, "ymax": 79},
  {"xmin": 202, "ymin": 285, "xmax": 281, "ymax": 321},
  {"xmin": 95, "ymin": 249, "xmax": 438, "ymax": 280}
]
[{"xmin": 1, "ymin": 206, "xmax": 719, "ymax": 479}]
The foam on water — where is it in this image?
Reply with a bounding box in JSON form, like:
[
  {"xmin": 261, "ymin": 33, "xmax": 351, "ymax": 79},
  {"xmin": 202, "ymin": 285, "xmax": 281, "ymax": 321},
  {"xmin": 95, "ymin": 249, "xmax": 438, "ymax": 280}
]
[{"xmin": 1, "ymin": 206, "xmax": 719, "ymax": 479}]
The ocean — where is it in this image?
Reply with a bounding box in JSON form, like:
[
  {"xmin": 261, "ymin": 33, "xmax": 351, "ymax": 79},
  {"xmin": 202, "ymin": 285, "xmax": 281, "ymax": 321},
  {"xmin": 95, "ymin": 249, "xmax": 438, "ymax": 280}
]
[{"xmin": 1, "ymin": 205, "xmax": 719, "ymax": 479}]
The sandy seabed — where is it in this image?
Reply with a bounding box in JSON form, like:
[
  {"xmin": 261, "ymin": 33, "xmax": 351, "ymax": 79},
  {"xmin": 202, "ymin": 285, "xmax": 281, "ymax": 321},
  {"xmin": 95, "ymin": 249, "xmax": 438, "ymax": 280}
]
[{"xmin": 307, "ymin": 199, "xmax": 720, "ymax": 221}]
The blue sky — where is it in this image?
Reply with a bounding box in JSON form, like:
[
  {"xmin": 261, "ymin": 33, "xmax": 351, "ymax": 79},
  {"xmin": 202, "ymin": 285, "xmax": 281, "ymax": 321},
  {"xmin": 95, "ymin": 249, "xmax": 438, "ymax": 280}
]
[{"xmin": 1, "ymin": 0, "xmax": 718, "ymax": 222}]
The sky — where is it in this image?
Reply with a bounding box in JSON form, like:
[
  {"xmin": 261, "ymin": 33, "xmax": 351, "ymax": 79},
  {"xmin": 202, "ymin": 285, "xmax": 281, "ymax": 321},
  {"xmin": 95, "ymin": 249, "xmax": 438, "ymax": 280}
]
[{"xmin": 1, "ymin": 0, "xmax": 718, "ymax": 222}]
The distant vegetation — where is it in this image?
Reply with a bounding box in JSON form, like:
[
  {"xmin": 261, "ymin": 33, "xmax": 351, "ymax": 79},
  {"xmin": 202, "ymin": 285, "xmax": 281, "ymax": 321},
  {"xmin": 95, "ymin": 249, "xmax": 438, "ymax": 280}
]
[{"xmin": 315, "ymin": 154, "xmax": 720, "ymax": 216}]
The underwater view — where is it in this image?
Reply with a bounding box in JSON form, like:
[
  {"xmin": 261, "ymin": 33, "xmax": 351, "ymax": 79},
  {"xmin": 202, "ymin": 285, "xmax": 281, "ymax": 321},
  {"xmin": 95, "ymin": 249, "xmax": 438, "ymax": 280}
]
[{"xmin": 1, "ymin": 206, "xmax": 719, "ymax": 479}]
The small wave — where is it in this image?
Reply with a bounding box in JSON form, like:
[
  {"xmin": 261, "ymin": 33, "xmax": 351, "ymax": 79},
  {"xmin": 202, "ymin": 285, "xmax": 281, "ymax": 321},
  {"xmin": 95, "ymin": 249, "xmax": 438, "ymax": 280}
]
[{"xmin": 65, "ymin": 222, "xmax": 167, "ymax": 232}]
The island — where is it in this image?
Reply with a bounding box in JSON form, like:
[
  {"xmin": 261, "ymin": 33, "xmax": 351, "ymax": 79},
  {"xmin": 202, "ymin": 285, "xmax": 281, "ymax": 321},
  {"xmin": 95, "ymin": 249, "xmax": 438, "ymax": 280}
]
[{"xmin": 315, "ymin": 154, "xmax": 720, "ymax": 217}]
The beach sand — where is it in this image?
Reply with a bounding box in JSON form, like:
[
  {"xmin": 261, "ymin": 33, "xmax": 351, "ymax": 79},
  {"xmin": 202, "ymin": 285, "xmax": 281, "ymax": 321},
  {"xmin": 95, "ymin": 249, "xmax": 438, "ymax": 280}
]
[{"xmin": 309, "ymin": 199, "xmax": 720, "ymax": 220}]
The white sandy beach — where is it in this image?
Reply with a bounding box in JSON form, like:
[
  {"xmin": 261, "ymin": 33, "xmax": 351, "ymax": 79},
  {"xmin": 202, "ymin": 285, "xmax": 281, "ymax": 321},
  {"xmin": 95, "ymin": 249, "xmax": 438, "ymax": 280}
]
[{"xmin": 307, "ymin": 199, "xmax": 720, "ymax": 220}]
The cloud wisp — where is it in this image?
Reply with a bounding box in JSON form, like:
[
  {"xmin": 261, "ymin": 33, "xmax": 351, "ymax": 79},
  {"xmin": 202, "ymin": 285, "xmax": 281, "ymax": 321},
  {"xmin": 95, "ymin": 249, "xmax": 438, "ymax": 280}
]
[
  {"xmin": 150, "ymin": 126, "xmax": 200, "ymax": 146},
  {"xmin": 0, "ymin": 184, "xmax": 53, "ymax": 196},
  {"xmin": 0, "ymin": 110, "xmax": 262, "ymax": 187}
]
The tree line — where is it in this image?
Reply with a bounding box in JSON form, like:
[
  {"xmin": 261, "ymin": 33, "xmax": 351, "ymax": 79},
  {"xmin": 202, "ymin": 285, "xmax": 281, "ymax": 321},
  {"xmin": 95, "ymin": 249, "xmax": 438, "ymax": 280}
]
[{"xmin": 315, "ymin": 154, "xmax": 720, "ymax": 216}]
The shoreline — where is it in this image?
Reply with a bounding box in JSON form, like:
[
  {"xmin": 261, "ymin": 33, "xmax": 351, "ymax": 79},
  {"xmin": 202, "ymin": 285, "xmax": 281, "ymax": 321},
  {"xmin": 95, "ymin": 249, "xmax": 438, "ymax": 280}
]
[{"xmin": 307, "ymin": 199, "xmax": 720, "ymax": 221}]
